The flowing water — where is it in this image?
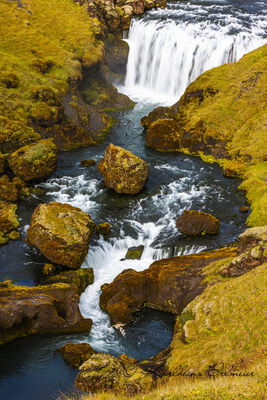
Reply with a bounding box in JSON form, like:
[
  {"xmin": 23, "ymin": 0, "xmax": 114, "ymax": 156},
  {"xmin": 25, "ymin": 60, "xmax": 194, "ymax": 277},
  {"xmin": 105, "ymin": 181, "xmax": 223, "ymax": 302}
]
[{"xmin": 0, "ymin": 1, "xmax": 266, "ymax": 399}]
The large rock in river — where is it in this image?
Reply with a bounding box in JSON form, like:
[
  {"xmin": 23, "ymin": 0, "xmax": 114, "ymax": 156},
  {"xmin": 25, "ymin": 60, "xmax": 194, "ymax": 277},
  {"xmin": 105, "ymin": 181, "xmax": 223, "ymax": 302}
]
[
  {"xmin": 98, "ymin": 144, "xmax": 149, "ymax": 194},
  {"xmin": 27, "ymin": 202, "xmax": 96, "ymax": 269},
  {"xmin": 100, "ymin": 248, "xmax": 235, "ymax": 326},
  {"xmin": 0, "ymin": 282, "xmax": 92, "ymax": 345},
  {"xmin": 57, "ymin": 342, "xmax": 95, "ymax": 368},
  {"xmin": 176, "ymin": 210, "xmax": 220, "ymax": 236}
]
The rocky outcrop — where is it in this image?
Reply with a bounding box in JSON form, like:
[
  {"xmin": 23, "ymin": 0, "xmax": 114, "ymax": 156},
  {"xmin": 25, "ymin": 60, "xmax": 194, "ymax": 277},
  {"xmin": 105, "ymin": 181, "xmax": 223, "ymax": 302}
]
[
  {"xmin": 98, "ymin": 144, "xmax": 149, "ymax": 194},
  {"xmin": 8, "ymin": 139, "xmax": 57, "ymax": 181},
  {"xmin": 27, "ymin": 202, "xmax": 96, "ymax": 269},
  {"xmin": 0, "ymin": 282, "xmax": 92, "ymax": 345},
  {"xmin": 100, "ymin": 248, "xmax": 236, "ymax": 326},
  {"xmin": 176, "ymin": 210, "xmax": 220, "ymax": 236},
  {"xmin": 146, "ymin": 118, "xmax": 182, "ymax": 150},
  {"xmin": 42, "ymin": 268, "xmax": 94, "ymax": 295},
  {"xmin": 0, "ymin": 201, "xmax": 20, "ymax": 245},
  {"xmin": 75, "ymin": 353, "xmax": 153, "ymax": 395},
  {"xmin": 57, "ymin": 342, "xmax": 95, "ymax": 368}
]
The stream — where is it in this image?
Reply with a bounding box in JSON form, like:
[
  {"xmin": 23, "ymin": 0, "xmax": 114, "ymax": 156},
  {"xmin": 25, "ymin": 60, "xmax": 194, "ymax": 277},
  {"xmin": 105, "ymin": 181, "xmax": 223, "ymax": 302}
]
[{"xmin": 0, "ymin": 1, "xmax": 266, "ymax": 399}]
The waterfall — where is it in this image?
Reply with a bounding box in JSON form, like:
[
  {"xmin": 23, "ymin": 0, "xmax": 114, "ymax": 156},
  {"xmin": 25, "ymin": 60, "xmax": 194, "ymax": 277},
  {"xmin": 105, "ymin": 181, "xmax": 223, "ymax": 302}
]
[{"xmin": 123, "ymin": 2, "xmax": 267, "ymax": 104}]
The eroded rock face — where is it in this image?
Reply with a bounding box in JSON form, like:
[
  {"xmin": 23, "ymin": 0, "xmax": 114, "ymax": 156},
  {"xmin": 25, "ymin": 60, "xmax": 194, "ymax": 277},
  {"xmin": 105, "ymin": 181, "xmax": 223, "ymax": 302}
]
[
  {"xmin": 100, "ymin": 248, "xmax": 235, "ymax": 326},
  {"xmin": 0, "ymin": 282, "xmax": 92, "ymax": 345},
  {"xmin": 75, "ymin": 353, "xmax": 153, "ymax": 395},
  {"xmin": 8, "ymin": 139, "xmax": 57, "ymax": 181},
  {"xmin": 27, "ymin": 202, "xmax": 96, "ymax": 269},
  {"xmin": 98, "ymin": 144, "xmax": 149, "ymax": 194},
  {"xmin": 176, "ymin": 210, "xmax": 220, "ymax": 236},
  {"xmin": 146, "ymin": 118, "xmax": 182, "ymax": 151},
  {"xmin": 57, "ymin": 342, "xmax": 95, "ymax": 368}
]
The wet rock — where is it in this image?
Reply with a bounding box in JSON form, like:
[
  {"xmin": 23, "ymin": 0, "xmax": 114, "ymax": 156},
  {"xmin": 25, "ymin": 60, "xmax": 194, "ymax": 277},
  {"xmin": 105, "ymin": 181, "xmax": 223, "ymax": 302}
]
[
  {"xmin": 42, "ymin": 268, "xmax": 94, "ymax": 295},
  {"xmin": 176, "ymin": 210, "xmax": 220, "ymax": 236},
  {"xmin": 125, "ymin": 245, "xmax": 144, "ymax": 260},
  {"xmin": 27, "ymin": 202, "xmax": 96, "ymax": 269},
  {"xmin": 8, "ymin": 230, "xmax": 20, "ymax": 240},
  {"xmin": 100, "ymin": 248, "xmax": 235, "ymax": 326},
  {"xmin": 75, "ymin": 353, "xmax": 153, "ymax": 394},
  {"xmin": 146, "ymin": 118, "xmax": 182, "ymax": 151},
  {"xmin": 0, "ymin": 201, "xmax": 19, "ymax": 245},
  {"xmin": 57, "ymin": 342, "xmax": 95, "ymax": 368},
  {"xmin": 223, "ymin": 168, "xmax": 240, "ymax": 179},
  {"xmin": 42, "ymin": 263, "xmax": 57, "ymax": 276},
  {"xmin": 0, "ymin": 282, "xmax": 92, "ymax": 345},
  {"xmin": 80, "ymin": 159, "xmax": 96, "ymax": 167},
  {"xmin": 98, "ymin": 144, "xmax": 149, "ymax": 194},
  {"xmin": 96, "ymin": 222, "xmax": 111, "ymax": 235},
  {"xmin": 0, "ymin": 175, "xmax": 19, "ymax": 202},
  {"xmin": 239, "ymin": 205, "xmax": 249, "ymax": 213},
  {"xmin": 8, "ymin": 139, "xmax": 57, "ymax": 181},
  {"xmin": 104, "ymin": 33, "xmax": 129, "ymax": 74},
  {"xmin": 141, "ymin": 105, "xmax": 176, "ymax": 128},
  {"xmin": 0, "ymin": 153, "xmax": 6, "ymax": 174}
]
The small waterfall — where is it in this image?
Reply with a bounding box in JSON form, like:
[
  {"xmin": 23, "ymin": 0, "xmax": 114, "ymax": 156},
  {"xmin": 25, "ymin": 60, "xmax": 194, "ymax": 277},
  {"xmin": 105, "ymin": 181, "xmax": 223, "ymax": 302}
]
[{"xmin": 123, "ymin": 2, "xmax": 267, "ymax": 104}]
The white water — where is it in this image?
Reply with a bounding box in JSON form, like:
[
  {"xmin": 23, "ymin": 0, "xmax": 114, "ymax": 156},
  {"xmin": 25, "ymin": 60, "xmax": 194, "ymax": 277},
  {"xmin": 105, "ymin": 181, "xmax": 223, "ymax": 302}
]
[{"xmin": 123, "ymin": 2, "xmax": 267, "ymax": 104}]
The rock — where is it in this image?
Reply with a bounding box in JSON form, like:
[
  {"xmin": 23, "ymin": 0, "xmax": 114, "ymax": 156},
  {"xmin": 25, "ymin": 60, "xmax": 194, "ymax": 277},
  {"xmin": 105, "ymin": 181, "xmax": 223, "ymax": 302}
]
[
  {"xmin": 104, "ymin": 33, "xmax": 129, "ymax": 74},
  {"xmin": 57, "ymin": 342, "xmax": 95, "ymax": 368},
  {"xmin": 238, "ymin": 225, "xmax": 267, "ymax": 254},
  {"xmin": 223, "ymin": 168, "xmax": 240, "ymax": 179},
  {"xmin": 0, "ymin": 152, "xmax": 6, "ymax": 174},
  {"xmin": 98, "ymin": 144, "xmax": 149, "ymax": 194},
  {"xmin": 42, "ymin": 268, "xmax": 94, "ymax": 295},
  {"xmin": 125, "ymin": 245, "xmax": 144, "ymax": 260},
  {"xmin": 141, "ymin": 105, "xmax": 176, "ymax": 128},
  {"xmin": 0, "ymin": 72, "xmax": 19, "ymax": 88},
  {"xmin": 176, "ymin": 210, "xmax": 220, "ymax": 236},
  {"xmin": 239, "ymin": 206, "xmax": 249, "ymax": 213},
  {"xmin": 0, "ymin": 175, "xmax": 19, "ymax": 202},
  {"xmin": 42, "ymin": 263, "xmax": 57, "ymax": 276},
  {"xmin": 0, "ymin": 282, "xmax": 92, "ymax": 345},
  {"xmin": 8, "ymin": 230, "xmax": 20, "ymax": 240},
  {"xmin": 8, "ymin": 139, "xmax": 57, "ymax": 181},
  {"xmin": 80, "ymin": 159, "xmax": 96, "ymax": 167},
  {"xmin": 0, "ymin": 119, "xmax": 41, "ymax": 154},
  {"xmin": 100, "ymin": 248, "xmax": 235, "ymax": 325},
  {"xmin": 75, "ymin": 353, "xmax": 153, "ymax": 395},
  {"xmin": 0, "ymin": 201, "xmax": 19, "ymax": 245},
  {"xmin": 146, "ymin": 118, "xmax": 182, "ymax": 151},
  {"xmin": 96, "ymin": 222, "xmax": 111, "ymax": 235},
  {"xmin": 27, "ymin": 202, "xmax": 96, "ymax": 269}
]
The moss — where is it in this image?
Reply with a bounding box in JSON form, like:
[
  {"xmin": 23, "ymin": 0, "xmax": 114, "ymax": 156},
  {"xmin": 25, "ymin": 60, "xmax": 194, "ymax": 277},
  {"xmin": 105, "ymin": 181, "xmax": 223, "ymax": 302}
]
[
  {"xmin": 30, "ymin": 85, "xmax": 59, "ymax": 105},
  {"xmin": 0, "ymin": 72, "xmax": 19, "ymax": 88},
  {"xmin": 30, "ymin": 102, "xmax": 61, "ymax": 126}
]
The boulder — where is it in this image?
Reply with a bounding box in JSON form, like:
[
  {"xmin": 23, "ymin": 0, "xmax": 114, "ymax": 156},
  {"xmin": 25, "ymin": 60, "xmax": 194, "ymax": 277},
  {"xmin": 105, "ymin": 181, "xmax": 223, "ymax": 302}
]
[
  {"xmin": 146, "ymin": 118, "xmax": 182, "ymax": 151},
  {"xmin": 42, "ymin": 263, "xmax": 57, "ymax": 276},
  {"xmin": 176, "ymin": 210, "xmax": 220, "ymax": 236},
  {"xmin": 96, "ymin": 222, "xmax": 111, "ymax": 235},
  {"xmin": 27, "ymin": 202, "xmax": 96, "ymax": 269},
  {"xmin": 98, "ymin": 144, "xmax": 149, "ymax": 194},
  {"xmin": 42, "ymin": 268, "xmax": 94, "ymax": 295},
  {"xmin": 0, "ymin": 175, "xmax": 19, "ymax": 202},
  {"xmin": 75, "ymin": 353, "xmax": 153, "ymax": 395},
  {"xmin": 100, "ymin": 248, "xmax": 236, "ymax": 326},
  {"xmin": 57, "ymin": 342, "xmax": 95, "ymax": 368},
  {"xmin": 8, "ymin": 139, "xmax": 57, "ymax": 181},
  {"xmin": 0, "ymin": 282, "xmax": 92, "ymax": 345},
  {"xmin": 0, "ymin": 201, "xmax": 19, "ymax": 245},
  {"xmin": 80, "ymin": 159, "xmax": 96, "ymax": 167},
  {"xmin": 125, "ymin": 245, "xmax": 144, "ymax": 260}
]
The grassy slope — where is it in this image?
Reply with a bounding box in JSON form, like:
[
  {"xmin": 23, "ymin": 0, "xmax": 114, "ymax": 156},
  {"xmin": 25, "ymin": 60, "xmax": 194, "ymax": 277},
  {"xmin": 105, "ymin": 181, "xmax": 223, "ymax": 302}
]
[{"xmin": 0, "ymin": 0, "xmax": 103, "ymax": 124}]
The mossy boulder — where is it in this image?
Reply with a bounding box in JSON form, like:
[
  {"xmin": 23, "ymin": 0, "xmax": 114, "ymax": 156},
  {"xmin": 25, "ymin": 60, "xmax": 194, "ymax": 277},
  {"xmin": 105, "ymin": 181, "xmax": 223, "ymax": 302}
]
[
  {"xmin": 80, "ymin": 159, "xmax": 96, "ymax": 167},
  {"xmin": 8, "ymin": 139, "xmax": 57, "ymax": 181},
  {"xmin": 0, "ymin": 282, "xmax": 92, "ymax": 345},
  {"xmin": 0, "ymin": 118, "xmax": 41, "ymax": 153},
  {"xmin": 96, "ymin": 222, "xmax": 111, "ymax": 235},
  {"xmin": 0, "ymin": 201, "xmax": 19, "ymax": 245},
  {"xmin": 30, "ymin": 102, "xmax": 62, "ymax": 126},
  {"xmin": 125, "ymin": 245, "xmax": 144, "ymax": 260},
  {"xmin": 0, "ymin": 175, "xmax": 19, "ymax": 202},
  {"xmin": 57, "ymin": 342, "xmax": 95, "ymax": 368},
  {"xmin": 146, "ymin": 118, "xmax": 182, "ymax": 151},
  {"xmin": 100, "ymin": 248, "xmax": 235, "ymax": 326},
  {"xmin": 42, "ymin": 268, "xmax": 94, "ymax": 295},
  {"xmin": 30, "ymin": 85, "xmax": 59, "ymax": 106},
  {"xmin": 75, "ymin": 353, "xmax": 153, "ymax": 395},
  {"xmin": 0, "ymin": 72, "xmax": 19, "ymax": 88},
  {"xmin": 176, "ymin": 210, "xmax": 220, "ymax": 236},
  {"xmin": 98, "ymin": 144, "xmax": 149, "ymax": 194},
  {"xmin": 27, "ymin": 202, "xmax": 96, "ymax": 269}
]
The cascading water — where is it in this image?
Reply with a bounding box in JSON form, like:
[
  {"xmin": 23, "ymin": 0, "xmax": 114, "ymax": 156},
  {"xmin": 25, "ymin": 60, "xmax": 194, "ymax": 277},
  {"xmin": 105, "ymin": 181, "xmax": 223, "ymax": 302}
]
[{"xmin": 123, "ymin": 1, "xmax": 267, "ymax": 104}]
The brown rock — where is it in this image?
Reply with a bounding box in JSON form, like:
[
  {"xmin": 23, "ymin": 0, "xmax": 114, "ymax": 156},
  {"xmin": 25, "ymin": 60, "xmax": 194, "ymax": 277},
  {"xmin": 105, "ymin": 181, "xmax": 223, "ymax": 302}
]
[
  {"xmin": 42, "ymin": 263, "xmax": 57, "ymax": 276},
  {"xmin": 98, "ymin": 144, "xmax": 148, "ymax": 194},
  {"xmin": 176, "ymin": 210, "xmax": 220, "ymax": 236},
  {"xmin": 96, "ymin": 222, "xmax": 111, "ymax": 235},
  {"xmin": 223, "ymin": 168, "xmax": 240, "ymax": 179},
  {"xmin": 125, "ymin": 245, "xmax": 144, "ymax": 260},
  {"xmin": 0, "ymin": 201, "xmax": 19, "ymax": 245},
  {"xmin": 239, "ymin": 206, "xmax": 249, "ymax": 213},
  {"xmin": 27, "ymin": 202, "xmax": 96, "ymax": 269},
  {"xmin": 146, "ymin": 118, "xmax": 182, "ymax": 151},
  {"xmin": 0, "ymin": 175, "xmax": 19, "ymax": 202},
  {"xmin": 80, "ymin": 159, "xmax": 96, "ymax": 167},
  {"xmin": 57, "ymin": 342, "xmax": 95, "ymax": 368},
  {"xmin": 42, "ymin": 268, "xmax": 94, "ymax": 295},
  {"xmin": 100, "ymin": 248, "xmax": 235, "ymax": 326},
  {"xmin": 0, "ymin": 282, "xmax": 92, "ymax": 345}
]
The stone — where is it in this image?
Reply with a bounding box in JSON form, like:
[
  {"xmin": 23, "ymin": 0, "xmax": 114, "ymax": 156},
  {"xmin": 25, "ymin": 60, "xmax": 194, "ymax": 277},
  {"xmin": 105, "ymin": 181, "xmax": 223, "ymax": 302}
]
[
  {"xmin": 0, "ymin": 119, "xmax": 41, "ymax": 154},
  {"xmin": 146, "ymin": 118, "xmax": 182, "ymax": 151},
  {"xmin": 42, "ymin": 268, "xmax": 94, "ymax": 295},
  {"xmin": 176, "ymin": 210, "xmax": 220, "ymax": 236},
  {"xmin": 98, "ymin": 144, "xmax": 149, "ymax": 194},
  {"xmin": 80, "ymin": 159, "xmax": 96, "ymax": 167},
  {"xmin": 57, "ymin": 342, "xmax": 95, "ymax": 368},
  {"xmin": 8, "ymin": 230, "xmax": 20, "ymax": 240},
  {"xmin": 238, "ymin": 226, "xmax": 267, "ymax": 254},
  {"xmin": 0, "ymin": 282, "xmax": 92, "ymax": 345},
  {"xmin": 125, "ymin": 245, "xmax": 144, "ymax": 260},
  {"xmin": 100, "ymin": 248, "xmax": 235, "ymax": 326},
  {"xmin": 96, "ymin": 222, "xmax": 111, "ymax": 235},
  {"xmin": 223, "ymin": 168, "xmax": 240, "ymax": 179},
  {"xmin": 0, "ymin": 175, "xmax": 19, "ymax": 202},
  {"xmin": 27, "ymin": 202, "xmax": 96, "ymax": 269},
  {"xmin": 75, "ymin": 353, "xmax": 153, "ymax": 395},
  {"xmin": 0, "ymin": 201, "xmax": 19, "ymax": 245},
  {"xmin": 8, "ymin": 139, "xmax": 57, "ymax": 181},
  {"xmin": 42, "ymin": 263, "xmax": 57, "ymax": 276},
  {"xmin": 239, "ymin": 205, "xmax": 249, "ymax": 213}
]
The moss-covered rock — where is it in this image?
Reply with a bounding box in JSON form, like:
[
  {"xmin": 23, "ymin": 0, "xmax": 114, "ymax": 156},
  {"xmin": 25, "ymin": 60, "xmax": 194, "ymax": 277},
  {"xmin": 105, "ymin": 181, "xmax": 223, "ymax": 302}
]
[
  {"xmin": 57, "ymin": 342, "xmax": 95, "ymax": 368},
  {"xmin": 8, "ymin": 139, "xmax": 57, "ymax": 181},
  {"xmin": 0, "ymin": 201, "xmax": 19, "ymax": 245},
  {"xmin": 27, "ymin": 202, "xmax": 96, "ymax": 269},
  {"xmin": 0, "ymin": 175, "xmax": 19, "ymax": 202},
  {"xmin": 98, "ymin": 144, "xmax": 149, "ymax": 194},
  {"xmin": 0, "ymin": 282, "xmax": 92, "ymax": 345},
  {"xmin": 0, "ymin": 71, "xmax": 19, "ymax": 88},
  {"xmin": 75, "ymin": 353, "xmax": 153, "ymax": 394},
  {"xmin": 96, "ymin": 222, "xmax": 111, "ymax": 235},
  {"xmin": 146, "ymin": 118, "xmax": 182, "ymax": 151},
  {"xmin": 30, "ymin": 102, "xmax": 62, "ymax": 126},
  {"xmin": 30, "ymin": 85, "xmax": 59, "ymax": 106},
  {"xmin": 80, "ymin": 159, "xmax": 96, "ymax": 167},
  {"xmin": 125, "ymin": 245, "xmax": 144, "ymax": 260},
  {"xmin": 176, "ymin": 210, "xmax": 220, "ymax": 236},
  {"xmin": 42, "ymin": 268, "xmax": 94, "ymax": 295}
]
